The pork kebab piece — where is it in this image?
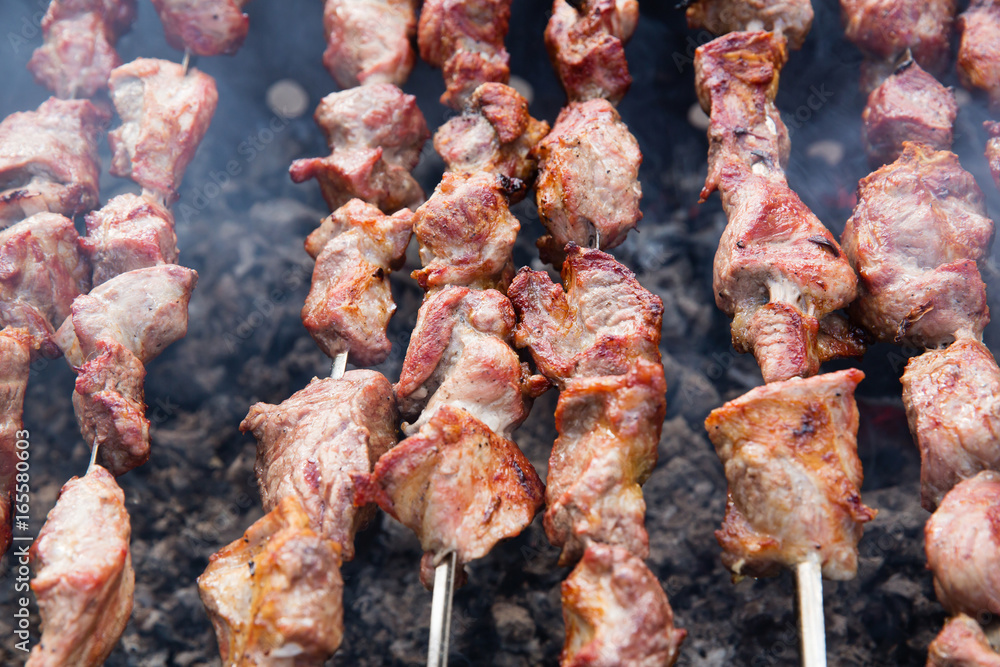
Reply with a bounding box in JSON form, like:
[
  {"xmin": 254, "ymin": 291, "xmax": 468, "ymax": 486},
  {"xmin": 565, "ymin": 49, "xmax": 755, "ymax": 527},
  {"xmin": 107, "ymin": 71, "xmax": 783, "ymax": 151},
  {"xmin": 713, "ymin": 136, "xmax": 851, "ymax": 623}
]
[
  {"xmin": 927, "ymin": 614, "xmax": 1000, "ymax": 667},
  {"xmin": 685, "ymin": 0, "xmax": 814, "ymax": 50},
  {"xmin": 150, "ymin": 0, "xmax": 250, "ymax": 57},
  {"xmin": 987, "ymin": 121, "xmax": 1000, "ymax": 192},
  {"xmin": 0, "ymin": 327, "xmax": 30, "ymax": 556},
  {"xmin": 957, "ymin": 0, "xmax": 1000, "ymax": 112},
  {"xmin": 322, "ymin": 0, "xmax": 417, "ymax": 88}
]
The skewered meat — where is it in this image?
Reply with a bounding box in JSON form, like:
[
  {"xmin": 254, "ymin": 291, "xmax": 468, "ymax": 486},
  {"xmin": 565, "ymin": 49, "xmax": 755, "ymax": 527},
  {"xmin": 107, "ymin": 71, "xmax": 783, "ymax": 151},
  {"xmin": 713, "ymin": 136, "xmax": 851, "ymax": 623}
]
[
  {"xmin": 0, "ymin": 97, "xmax": 108, "ymax": 227},
  {"xmin": 108, "ymin": 58, "xmax": 219, "ymax": 206},
  {"xmin": 150, "ymin": 0, "xmax": 250, "ymax": 56},
  {"xmin": 323, "ymin": 0, "xmax": 417, "ymax": 88},
  {"xmin": 302, "ymin": 200, "xmax": 412, "ymax": 365},
  {"xmin": 925, "ymin": 471, "xmax": 1000, "ymax": 619},
  {"xmin": 705, "ymin": 369, "xmax": 876, "ymax": 580},
  {"xmin": 902, "ymin": 339, "xmax": 1000, "ymax": 511},
  {"xmin": 562, "ymin": 543, "xmax": 686, "ymax": 667},
  {"xmin": 241, "ymin": 371, "xmax": 397, "ymax": 562},
  {"xmin": 986, "ymin": 121, "xmax": 1000, "ymax": 192},
  {"xmin": 841, "ymin": 143, "xmax": 993, "ymax": 348},
  {"xmin": 957, "ymin": 0, "xmax": 1000, "ymax": 112},
  {"xmin": 28, "ymin": 465, "xmax": 133, "ymax": 667},
  {"xmin": 695, "ymin": 32, "xmax": 862, "ymax": 383},
  {"xmin": 533, "ymin": 99, "xmax": 642, "ymax": 266},
  {"xmin": 411, "ymin": 172, "xmax": 522, "ymax": 292},
  {"xmin": 434, "ymin": 83, "xmax": 550, "ymax": 187},
  {"xmin": 0, "ymin": 213, "xmax": 90, "ymax": 360},
  {"xmin": 862, "ymin": 58, "xmax": 957, "ymax": 166},
  {"xmin": 198, "ymin": 496, "xmax": 344, "ymax": 666},
  {"xmin": 290, "ymin": 84, "xmax": 429, "ymax": 214},
  {"xmin": 686, "ymin": 0, "xmax": 813, "ymax": 50},
  {"xmin": 357, "ymin": 404, "xmax": 544, "ymax": 588},
  {"xmin": 81, "ymin": 194, "xmax": 179, "ymax": 287},
  {"xmin": 545, "ymin": 0, "xmax": 640, "ymax": 104},
  {"xmin": 0, "ymin": 327, "xmax": 30, "ymax": 555},
  {"xmin": 927, "ymin": 614, "xmax": 1000, "ymax": 667}
]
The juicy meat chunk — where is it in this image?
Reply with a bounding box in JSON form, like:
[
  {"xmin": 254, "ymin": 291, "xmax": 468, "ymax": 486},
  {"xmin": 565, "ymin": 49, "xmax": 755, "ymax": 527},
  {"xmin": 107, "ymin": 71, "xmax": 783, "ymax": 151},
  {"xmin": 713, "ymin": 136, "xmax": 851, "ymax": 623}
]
[
  {"xmin": 150, "ymin": 0, "xmax": 250, "ymax": 56},
  {"xmin": 862, "ymin": 59, "xmax": 957, "ymax": 166},
  {"xmin": 108, "ymin": 59, "xmax": 218, "ymax": 206},
  {"xmin": 0, "ymin": 327, "xmax": 30, "ymax": 555},
  {"xmin": 302, "ymin": 200, "xmax": 412, "ymax": 365},
  {"xmin": 418, "ymin": 0, "xmax": 512, "ymax": 107},
  {"xmin": 686, "ymin": 0, "xmax": 813, "ymax": 50},
  {"xmin": 290, "ymin": 84, "xmax": 429, "ymax": 214},
  {"xmin": 561, "ymin": 543, "xmax": 686, "ymax": 667},
  {"xmin": 358, "ymin": 404, "xmax": 544, "ymax": 588},
  {"xmin": 545, "ymin": 0, "xmax": 640, "ymax": 104},
  {"xmin": 0, "ymin": 97, "xmax": 108, "ymax": 227},
  {"xmin": 841, "ymin": 143, "xmax": 993, "ymax": 347},
  {"xmin": 987, "ymin": 121, "xmax": 1000, "ymax": 192},
  {"xmin": 533, "ymin": 99, "xmax": 642, "ymax": 266},
  {"xmin": 81, "ymin": 194, "xmax": 179, "ymax": 286},
  {"xmin": 958, "ymin": 0, "xmax": 1000, "ymax": 112},
  {"xmin": 198, "ymin": 496, "xmax": 344, "ymax": 666},
  {"xmin": 241, "ymin": 371, "xmax": 397, "ymax": 562},
  {"xmin": 705, "ymin": 369, "xmax": 877, "ymax": 580},
  {"xmin": 411, "ymin": 172, "xmax": 521, "ymax": 292},
  {"xmin": 434, "ymin": 83, "xmax": 550, "ymax": 188},
  {"xmin": 28, "ymin": 465, "xmax": 133, "ymax": 667},
  {"xmin": 927, "ymin": 614, "xmax": 1000, "ymax": 667},
  {"xmin": 323, "ymin": 0, "xmax": 417, "ymax": 88}
]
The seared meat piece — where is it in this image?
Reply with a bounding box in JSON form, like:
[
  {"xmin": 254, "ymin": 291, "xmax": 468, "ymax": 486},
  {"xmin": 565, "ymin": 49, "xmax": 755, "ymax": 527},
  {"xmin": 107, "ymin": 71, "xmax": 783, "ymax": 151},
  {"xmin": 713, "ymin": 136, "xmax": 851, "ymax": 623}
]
[
  {"xmin": 434, "ymin": 83, "xmax": 550, "ymax": 187},
  {"xmin": 290, "ymin": 84, "xmax": 429, "ymax": 214},
  {"xmin": 323, "ymin": 0, "xmax": 417, "ymax": 88},
  {"xmin": 0, "ymin": 213, "xmax": 90, "ymax": 359},
  {"xmin": 687, "ymin": 0, "xmax": 813, "ymax": 50},
  {"xmin": 0, "ymin": 327, "xmax": 30, "ymax": 555},
  {"xmin": 987, "ymin": 121, "xmax": 1000, "ymax": 192},
  {"xmin": 545, "ymin": 0, "xmax": 640, "ymax": 104},
  {"xmin": 81, "ymin": 194, "xmax": 179, "ymax": 286},
  {"xmin": 927, "ymin": 615, "xmax": 1000, "ymax": 667},
  {"xmin": 562, "ymin": 543, "xmax": 686, "ymax": 667},
  {"xmin": 418, "ymin": 0, "xmax": 512, "ymax": 107},
  {"xmin": 862, "ymin": 58, "xmax": 957, "ymax": 166},
  {"xmin": 358, "ymin": 404, "xmax": 544, "ymax": 588},
  {"xmin": 56, "ymin": 265, "xmax": 198, "ymax": 367},
  {"xmin": 925, "ymin": 472, "xmax": 1000, "ymax": 619},
  {"xmin": 108, "ymin": 59, "xmax": 218, "ymax": 206},
  {"xmin": 28, "ymin": 465, "xmax": 133, "ymax": 667},
  {"xmin": 411, "ymin": 172, "xmax": 521, "ymax": 292},
  {"xmin": 705, "ymin": 369, "xmax": 877, "ymax": 580},
  {"xmin": 0, "ymin": 97, "xmax": 108, "ymax": 227},
  {"xmin": 841, "ymin": 143, "xmax": 993, "ymax": 348},
  {"xmin": 902, "ymin": 339, "xmax": 1000, "ymax": 511},
  {"xmin": 241, "ymin": 371, "xmax": 397, "ymax": 562},
  {"xmin": 150, "ymin": 0, "xmax": 250, "ymax": 56},
  {"xmin": 533, "ymin": 99, "xmax": 642, "ymax": 266},
  {"xmin": 198, "ymin": 496, "xmax": 344, "ymax": 666},
  {"xmin": 958, "ymin": 0, "xmax": 1000, "ymax": 112}
]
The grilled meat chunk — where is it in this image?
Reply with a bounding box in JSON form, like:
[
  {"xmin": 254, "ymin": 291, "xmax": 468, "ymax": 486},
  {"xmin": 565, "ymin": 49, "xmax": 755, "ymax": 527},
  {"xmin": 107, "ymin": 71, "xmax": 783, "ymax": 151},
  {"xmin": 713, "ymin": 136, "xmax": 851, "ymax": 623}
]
[
  {"xmin": 323, "ymin": 0, "xmax": 417, "ymax": 88},
  {"xmin": 841, "ymin": 143, "xmax": 993, "ymax": 348},
  {"xmin": 418, "ymin": 0, "xmax": 512, "ymax": 107},
  {"xmin": 927, "ymin": 614, "xmax": 1000, "ymax": 667},
  {"xmin": 987, "ymin": 121, "xmax": 1000, "ymax": 192},
  {"xmin": 545, "ymin": 0, "xmax": 640, "ymax": 104},
  {"xmin": 562, "ymin": 543, "xmax": 686, "ymax": 667},
  {"xmin": 0, "ymin": 98, "xmax": 108, "ymax": 227},
  {"xmin": 686, "ymin": 0, "xmax": 813, "ymax": 50},
  {"xmin": 705, "ymin": 369, "xmax": 876, "ymax": 580},
  {"xmin": 28, "ymin": 465, "xmax": 133, "ymax": 667},
  {"xmin": 81, "ymin": 194, "xmax": 179, "ymax": 286},
  {"xmin": 198, "ymin": 496, "xmax": 344, "ymax": 667},
  {"xmin": 958, "ymin": 0, "xmax": 1000, "ymax": 112},
  {"xmin": 0, "ymin": 327, "xmax": 30, "ymax": 555},
  {"xmin": 290, "ymin": 84, "xmax": 429, "ymax": 214},
  {"xmin": 302, "ymin": 200, "xmax": 412, "ymax": 365},
  {"xmin": 150, "ymin": 0, "xmax": 250, "ymax": 56},
  {"xmin": 241, "ymin": 372, "xmax": 397, "ymax": 562}
]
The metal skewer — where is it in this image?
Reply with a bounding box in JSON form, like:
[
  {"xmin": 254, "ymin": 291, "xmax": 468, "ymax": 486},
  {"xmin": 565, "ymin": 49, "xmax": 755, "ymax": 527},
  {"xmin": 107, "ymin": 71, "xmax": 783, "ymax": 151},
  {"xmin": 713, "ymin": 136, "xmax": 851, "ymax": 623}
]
[
  {"xmin": 181, "ymin": 49, "xmax": 191, "ymax": 75},
  {"xmin": 795, "ymin": 554, "xmax": 827, "ymax": 667},
  {"xmin": 428, "ymin": 550, "xmax": 457, "ymax": 667},
  {"xmin": 88, "ymin": 438, "xmax": 100, "ymax": 472}
]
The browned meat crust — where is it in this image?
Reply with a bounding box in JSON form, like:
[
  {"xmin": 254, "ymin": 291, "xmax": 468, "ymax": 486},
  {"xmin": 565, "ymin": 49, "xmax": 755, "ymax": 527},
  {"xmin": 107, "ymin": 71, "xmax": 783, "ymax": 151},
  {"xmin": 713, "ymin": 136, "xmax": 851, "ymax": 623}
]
[
  {"xmin": 0, "ymin": 327, "xmax": 30, "ymax": 555},
  {"xmin": 687, "ymin": 0, "xmax": 813, "ymax": 50},
  {"xmin": 323, "ymin": 0, "xmax": 417, "ymax": 88},
  {"xmin": 957, "ymin": 0, "xmax": 1000, "ymax": 112},
  {"xmin": 81, "ymin": 194, "xmax": 179, "ymax": 287},
  {"xmin": 927, "ymin": 614, "xmax": 1000, "ymax": 667},
  {"xmin": 150, "ymin": 0, "xmax": 250, "ymax": 56}
]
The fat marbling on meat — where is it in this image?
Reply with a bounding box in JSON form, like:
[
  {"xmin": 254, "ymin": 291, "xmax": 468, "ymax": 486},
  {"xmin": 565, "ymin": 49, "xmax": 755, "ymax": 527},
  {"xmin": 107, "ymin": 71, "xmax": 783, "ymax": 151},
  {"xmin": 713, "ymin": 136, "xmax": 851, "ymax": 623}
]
[
  {"xmin": 686, "ymin": 0, "xmax": 814, "ymax": 50},
  {"xmin": 323, "ymin": 0, "xmax": 417, "ymax": 88},
  {"xmin": 81, "ymin": 193, "xmax": 179, "ymax": 287},
  {"xmin": 150, "ymin": 0, "xmax": 250, "ymax": 56}
]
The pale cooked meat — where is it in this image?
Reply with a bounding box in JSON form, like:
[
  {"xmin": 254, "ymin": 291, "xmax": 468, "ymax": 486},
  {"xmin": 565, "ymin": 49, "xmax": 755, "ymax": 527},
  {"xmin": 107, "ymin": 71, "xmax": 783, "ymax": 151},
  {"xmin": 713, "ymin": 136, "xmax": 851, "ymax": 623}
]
[
  {"xmin": 927, "ymin": 615, "xmax": 1000, "ymax": 667},
  {"xmin": 987, "ymin": 121, "xmax": 1000, "ymax": 192},
  {"xmin": 0, "ymin": 213, "xmax": 90, "ymax": 360},
  {"xmin": 841, "ymin": 143, "xmax": 993, "ymax": 347},
  {"xmin": 81, "ymin": 194, "xmax": 179, "ymax": 286},
  {"xmin": 28, "ymin": 465, "xmax": 133, "ymax": 667},
  {"xmin": 302, "ymin": 200, "xmax": 412, "ymax": 365},
  {"xmin": 0, "ymin": 327, "xmax": 31, "ymax": 555},
  {"xmin": 323, "ymin": 0, "xmax": 417, "ymax": 88},
  {"xmin": 197, "ymin": 496, "xmax": 344, "ymax": 666},
  {"xmin": 925, "ymin": 472, "xmax": 1000, "ymax": 619},
  {"xmin": 434, "ymin": 83, "xmax": 550, "ymax": 188},
  {"xmin": 545, "ymin": 0, "xmax": 640, "ymax": 104},
  {"xmin": 687, "ymin": 0, "xmax": 813, "ymax": 50},
  {"xmin": 108, "ymin": 59, "xmax": 219, "ymax": 206},
  {"xmin": 533, "ymin": 99, "xmax": 642, "ymax": 266},
  {"xmin": 55, "ymin": 265, "xmax": 198, "ymax": 367},
  {"xmin": 150, "ymin": 0, "xmax": 250, "ymax": 56},
  {"xmin": 240, "ymin": 371, "xmax": 397, "ymax": 562},
  {"xmin": 957, "ymin": 0, "xmax": 1000, "ymax": 112},
  {"xmin": 411, "ymin": 172, "xmax": 521, "ymax": 292},
  {"xmin": 417, "ymin": 0, "xmax": 512, "ymax": 107},
  {"xmin": 358, "ymin": 404, "xmax": 544, "ymax": 588},
  {"xmin": 0, "ymin": 98, "xmax": 108, "ymax": 227},
  {"xmin": 705, "ymin": 369, "xmax": 877, "ymax": 580},
  {"xmin": 290, "ymin": 84, "xmax": 429, "ymax": 214},
  {"xmin": 561, "ymin": 543, "xmax": 686, "ymax": 667},
  {"xmin": 862, "ymin": 58, "xmax": 957, "ymax": 166}
]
